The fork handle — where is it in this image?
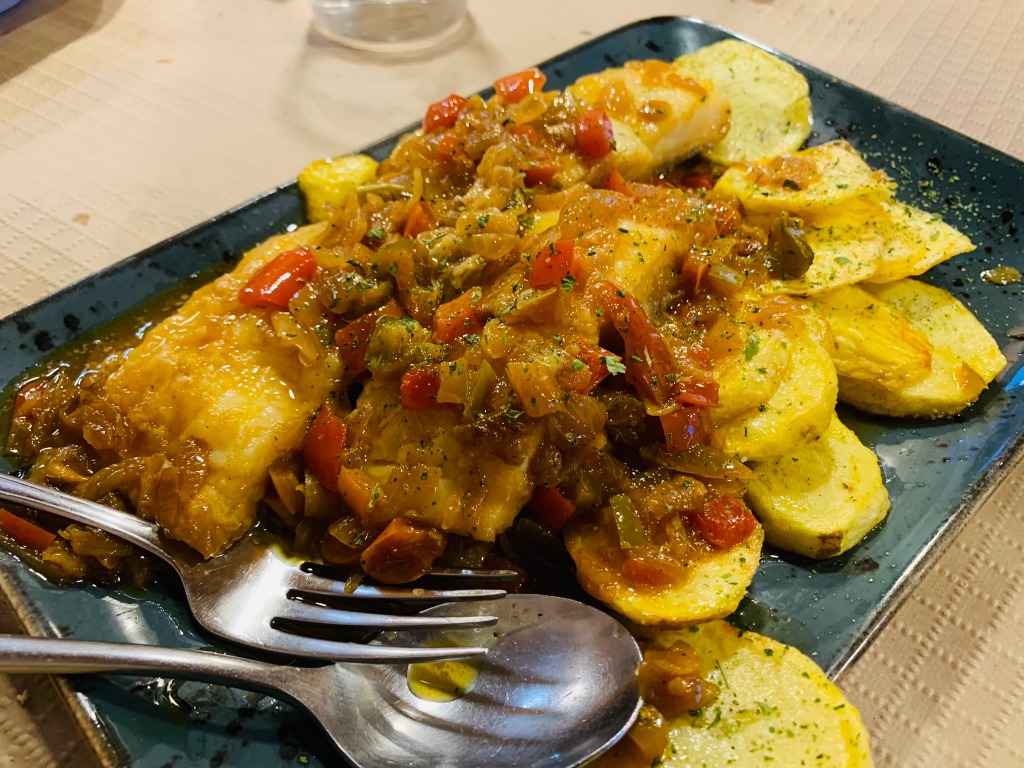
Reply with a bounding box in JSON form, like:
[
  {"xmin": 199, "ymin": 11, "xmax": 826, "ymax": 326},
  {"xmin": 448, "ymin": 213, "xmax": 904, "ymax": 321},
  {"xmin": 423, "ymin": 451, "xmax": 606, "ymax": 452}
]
[
  {"xmin": 0, "ymin": 633, "xmax": 293, "ymax": 701},
  {"xmin": 0, "ymin": 474, "xmax": 169, "ymax": 561}
]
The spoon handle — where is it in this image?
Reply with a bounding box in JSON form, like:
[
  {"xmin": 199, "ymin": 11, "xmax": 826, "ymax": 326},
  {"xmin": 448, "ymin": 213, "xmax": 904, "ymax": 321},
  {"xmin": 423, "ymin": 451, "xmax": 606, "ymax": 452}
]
[{"xmin": 0, "ymin": 633, "xmax": 292, "ymax": 700}]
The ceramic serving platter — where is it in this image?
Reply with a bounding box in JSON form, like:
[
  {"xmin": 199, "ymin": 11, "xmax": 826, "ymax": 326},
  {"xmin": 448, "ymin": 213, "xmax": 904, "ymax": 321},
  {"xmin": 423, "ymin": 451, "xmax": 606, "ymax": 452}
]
[{"xmin": 1, "ymin": 16, "xmax": 1023, "ymax": 768}]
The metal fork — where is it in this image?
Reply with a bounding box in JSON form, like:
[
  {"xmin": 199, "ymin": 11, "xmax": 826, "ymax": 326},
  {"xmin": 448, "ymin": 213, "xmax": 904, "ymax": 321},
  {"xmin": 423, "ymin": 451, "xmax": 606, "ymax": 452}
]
[{"xmin": 0, "ymin": 473, "xmax": 512, "ymax": 663}]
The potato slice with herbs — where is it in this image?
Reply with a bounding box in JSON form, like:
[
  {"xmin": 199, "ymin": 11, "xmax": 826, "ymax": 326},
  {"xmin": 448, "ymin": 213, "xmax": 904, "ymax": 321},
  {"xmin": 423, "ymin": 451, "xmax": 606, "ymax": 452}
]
[
  {"xmin": 828, "ymin": 279, "xmax": 1004, "ymax": 418},
  {"xmin": 298, "ymin": 153, "xmax": 379, "ymax": 223},
  {"xmin": 564, "ymin": 508, "xmax": 763, "ymax": 627},
  {"xmin": 712, "ymin": 324, "xmax": 838, "ymax": 462},
  {"xmin": 866, "ymin": 199, "xmax": 975, "ymax": 283},
  {"xmin": 760, "ymin": 209, "xmax": 882, "ymax": 294},
  {"xmin": 813, "ymin": 283, "xmax": 934, "ymax": 389},
  {"xmin": 673, "ymin": 39, "xmax": 812, "ymax": 165},
  {"xmin": 714, "ymin": 140, "xmax": 893, "ymax": 214},
  {"xmin": 863, "ymin": 279, "xmax": 1006, "ymax": 384},
  {"xmin": 601, "ymin": 621, "xmax": 874, "ymax": 768},
  {"xmin": 746, "ymin": 415, "xmax": 890, "ymax": 559}
]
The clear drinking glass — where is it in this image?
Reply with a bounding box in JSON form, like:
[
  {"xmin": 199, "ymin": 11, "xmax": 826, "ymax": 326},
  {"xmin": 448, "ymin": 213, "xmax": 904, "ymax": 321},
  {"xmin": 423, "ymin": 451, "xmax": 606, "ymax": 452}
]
[{"xmin": 310, "ymin": 0, "xmax": 468, "ymax": 52}]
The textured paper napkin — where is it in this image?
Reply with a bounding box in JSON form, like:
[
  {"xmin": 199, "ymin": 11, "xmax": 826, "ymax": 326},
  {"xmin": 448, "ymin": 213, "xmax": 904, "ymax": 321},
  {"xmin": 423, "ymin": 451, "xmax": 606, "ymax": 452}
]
[{"xmin": 1, "ymin": 0, "xmax": 1022, "ymax": 765}]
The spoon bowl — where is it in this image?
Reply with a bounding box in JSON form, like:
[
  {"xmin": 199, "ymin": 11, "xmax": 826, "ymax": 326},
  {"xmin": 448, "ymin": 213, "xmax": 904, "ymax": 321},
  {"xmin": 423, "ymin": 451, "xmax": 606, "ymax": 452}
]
[{"xmin": 0, "ymin": 594, "xmax": 642, "ymax": 767}]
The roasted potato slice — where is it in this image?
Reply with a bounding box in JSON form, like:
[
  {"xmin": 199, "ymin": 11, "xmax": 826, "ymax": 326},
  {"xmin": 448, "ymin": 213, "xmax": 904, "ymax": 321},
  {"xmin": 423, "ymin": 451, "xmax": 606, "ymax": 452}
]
[
  {"xmin": 298, "ymin": 153, "xmax": 379, "ymax": 223},
  {"xmin": 714, "ymin": 140, "xmax": 892, "ymax": 214},
  {"xmin": 865, "ymin": 200, "xmax": 975, "ymax": 283},
  {"xmin": 826, "ymin": 279, "xmax": 1005, "ymax": 418},
  {"xmin": 712, "ymin": 323, "xmax": 838, "ymax": 462},
  {"xmin": 673, "ymin": 39, "xmax": 812, "ymax": 165},
  {"xmin": 746, "ymin": 415, "xmax": 890, "ymax": 559},
  {"xmin": 564, "ymin": 508, "xmax": 763, "ymax": 627},
  {"xmin": 602, "ymin": 621, "xmax": 874, "ymax": 767},
  {"xmin": 863, "ymin": 279, "xmax": 1006, "ymax": 383},
  {"xmin": 812, "ymin": 283, "xmax": 934, "ymax": 388}
]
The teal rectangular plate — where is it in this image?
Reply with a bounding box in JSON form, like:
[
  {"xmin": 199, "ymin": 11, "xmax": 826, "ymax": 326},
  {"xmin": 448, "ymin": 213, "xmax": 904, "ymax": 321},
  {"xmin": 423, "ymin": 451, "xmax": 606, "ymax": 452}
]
[{"xmin": 1, "ymin": 16, "xmax": 1023, "ymax": 767}]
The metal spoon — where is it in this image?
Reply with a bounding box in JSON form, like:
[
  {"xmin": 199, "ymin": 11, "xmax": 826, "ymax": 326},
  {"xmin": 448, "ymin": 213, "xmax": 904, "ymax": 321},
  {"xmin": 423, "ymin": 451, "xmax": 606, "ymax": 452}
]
[{"xmin": 0, "ymin": 594, "xmax": 642, "ymax": 767}]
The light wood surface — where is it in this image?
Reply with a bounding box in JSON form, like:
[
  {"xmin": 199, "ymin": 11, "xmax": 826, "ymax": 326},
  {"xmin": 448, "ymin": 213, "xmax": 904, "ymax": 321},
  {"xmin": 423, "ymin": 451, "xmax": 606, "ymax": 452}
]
[{"xmin": 1, "ymin": 0, "xmax": 1022, "ymax": 765}]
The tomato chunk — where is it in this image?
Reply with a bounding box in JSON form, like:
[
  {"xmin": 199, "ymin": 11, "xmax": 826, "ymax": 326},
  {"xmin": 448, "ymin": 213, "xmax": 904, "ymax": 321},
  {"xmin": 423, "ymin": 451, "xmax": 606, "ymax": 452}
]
[
  {"xmin": 493, "ymin": 68, "xmax": 546, "ymax": 104},
  {"xmin": 423, "ymin": 94, "xmax": 468, "ymax": 132},
  {"xmin": 400, "ymin": 365, "xmax": 442, "ymax": 409},
  {"xmin": 528, "ymin": 486, "xmax": 576, "ymax": 533},
  {"xmin": 0, "ymin": 507, "xmax": 55, "ymax": 551},
  {"xmin": 238, "ymin": 247, "xmax": 317, "ymax": 309},
  {"xmin": 335, "ymin": 300, "xmax": 404, "ymax": 377},
  {"xmin": 302, "ymin": 406, "xmax": 348, "ymax": 492},
  {"xmin": 530, "ymin": 240, "xmax": 578, "ymax": 290},
  {"xmin": 575, "ymin": 108, "xmax": 615, "ymax": 161},
  {"xmin": 689, "ymin": 495, "xmax": 758, "ymax": 549},
  {"xmin": 433, "ymin": 287, "xmax": 488, "ymax": 343}
]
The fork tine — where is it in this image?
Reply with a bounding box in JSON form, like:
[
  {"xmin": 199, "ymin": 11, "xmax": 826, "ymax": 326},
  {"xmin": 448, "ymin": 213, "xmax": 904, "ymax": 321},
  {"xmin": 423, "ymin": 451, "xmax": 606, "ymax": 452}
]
[
  {"xmin": 287, "ymin": 570, "xmax": 509, "ymax": 602},
  {"xmin": 274, "ymin": 599, "xmax": 498, "ymax": 630},
  {"xmin": 258, "ymin": 630, "xmax": 489, "ymax": 663}
]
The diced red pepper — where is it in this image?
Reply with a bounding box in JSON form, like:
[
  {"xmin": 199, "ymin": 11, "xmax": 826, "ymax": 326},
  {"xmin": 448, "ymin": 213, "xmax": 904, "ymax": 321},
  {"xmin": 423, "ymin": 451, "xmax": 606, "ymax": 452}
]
[
  {"xmin": 436, "ymin": 131, "xmax": 466, "ymax": 164},
  {"xmin": 335, "ymin": 300, "xmax": 404, "ymax": 376},
  {"xmin": 403, "ymin": 201, "xmax": 434, "ymax": 238},
  {"xmin": 689, "ymin": 495, "xmax": 758, "ymax": 550},
  {"xmin": 575, "ymin": 108, "xmax": 615, "ymax": 161},
  {"xmin": 523, "ymin": 161, "xmax": 561, "ymax": 187},
  {"xmin": 622, "ymin": 555, "xmax": 688, "ymax": 588},
  {"xmin": 594, "ymin": 281, "xmax": 676, "ymax": 405},
  {"xmin": 672, "ymin": 379, "xmax": 719, "ymax": 409},
  {"xmin": 433, "ymin": 287, "xmax": 488, "ymax": 343},
  {"xmin": 506, "ymin": 124, "xmax": 538, "ymax": 144},
  {"xmin": 562, "ymin": 341, "xmax": 613, "ymax": 394},
  {"xmin": 239, "ymin": 247, "xmax": 317, "ymax": 309},
  {"xmin": 423, "ymin": 94, "xmax": 468, "ymax": 132},
  {"xmin": 530, "ymin": 240, "xmax": 579, "ymax": 290},
  {"xmin": 302, "ymin": 406, "xmax": 348, "ymax": 492},
  {"xmin": 528, "ymin": 486, "xmax": 576, "ymax": 533},
  {"xmin": 493, "ymin": 68, "xmax": 546, "ymax": 104},
  {"xmin": 604, "ymin": 170, "xmax": 637, "ymax": 198},
  {"xmin": 400, "ymin": 366, "xmax": 443, "ymax": 409},
  {"xmin": 0, "ymin": 508, "xmax": 55, "ymax": 551},
  {"xmin": 660, "ymin": 406, "xmax": 711, "ymax": 453}
]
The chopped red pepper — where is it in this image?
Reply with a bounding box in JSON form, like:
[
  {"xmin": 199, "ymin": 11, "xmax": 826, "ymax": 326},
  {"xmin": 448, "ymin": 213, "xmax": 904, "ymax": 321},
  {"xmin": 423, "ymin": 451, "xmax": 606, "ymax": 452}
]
[
  {"xmin": 435, "ymin": 131, "xmax": 467, "ymax": 164},
  {"xmin": 523, "ymin": 161, "xmax": 561, "ymax": 187},
  {"xmin": 423, "ymin": 94, "xmax": 468, "ymax": 132},
  {"xmin": 530, "ymin": 240, "xmax": 579, "ymax": 290},
  {"xmin": 689, "ymin": 495, "xmax": 758, "ymax": 550},
  {"xmin": 302, "ymin": 406, "xmax": 348, "ymax": 492},
  {"xmin": 604, "ymin": 170, "xmax": 637, "ymax": 198},
  {"xmin": 562, "ymin": 341, "xmax": 613, "ymax": 394},
  {"xmin": 594, "ymin": 280, "xmax": 676, "ymax": 405},
  {"xmin": 239, "ymin": 247, "xmax": 317, "ymax": 309},
  {"xmin": 335, "ymin": 300, "xmax": 404, "ymax": 376},
  {"xmin": 403, "ymin": 201, "xmax": 434, "ymax": 238},
  {"xmin": 433, "ymin": 287, "xmax": 488, "ymax": 343},
  {"xmin": 0, "ymin": 508, "xmax": 55, "ymax": 551},
  {"xmin": 660, "ymin": 406, "xmax": 711, "ymax": 453},
  {"xmin": 493, "ymin": 68, "xmax": 546, "ymax": 104},
  {"xmin": 528, "ymin": 486, "xmax": 576, "ymax": 533},
  {"xmin": 400, "ymin": 365, "xmax": 443, "ymax": 409},
  {"xmin": 672, "ymin": 379, "xmax": 720, "ymax": 409},
  {"xmin": 575, "ymin": 108, "xmax": 615, "ymax": 161},
  {"xmin": 506, "ymin": 124, "xmax": 538, "ymax": 144}
]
